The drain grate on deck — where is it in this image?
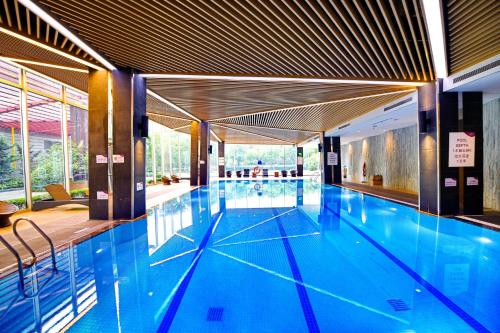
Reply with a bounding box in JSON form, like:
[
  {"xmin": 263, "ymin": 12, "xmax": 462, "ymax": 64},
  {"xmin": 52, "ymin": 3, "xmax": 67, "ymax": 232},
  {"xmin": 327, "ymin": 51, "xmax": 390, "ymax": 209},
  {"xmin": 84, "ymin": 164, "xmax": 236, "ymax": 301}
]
[
  {"xmin": 387, "ymin": 299, "xmax": 410, "ymax": 311},
  {"xmin": 206, "ymin": 307, "xmax": 224, "ymax": 321}
]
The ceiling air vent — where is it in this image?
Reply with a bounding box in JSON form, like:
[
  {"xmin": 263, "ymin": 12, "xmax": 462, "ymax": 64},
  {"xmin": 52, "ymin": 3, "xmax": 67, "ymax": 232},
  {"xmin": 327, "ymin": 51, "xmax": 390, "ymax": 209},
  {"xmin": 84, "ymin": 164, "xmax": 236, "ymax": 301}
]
[
  {"xmin": 338, "ymin": 123, "xmax": 350, "ymax": 130},
  {"xmin": 384, "ymin": 97, "xmax": 413, "ymax": 112},
  {"xmin": 453, "ymin": 60, "xmax": 500, "ymax": 84}
]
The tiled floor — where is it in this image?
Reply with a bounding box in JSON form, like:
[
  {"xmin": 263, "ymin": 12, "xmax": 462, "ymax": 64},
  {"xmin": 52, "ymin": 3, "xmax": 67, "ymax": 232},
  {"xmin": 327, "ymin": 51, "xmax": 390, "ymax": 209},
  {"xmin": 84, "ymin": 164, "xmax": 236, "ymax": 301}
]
[{"xmin": 0, "ymin": 181, "xmax": 195, "ymax": 276}]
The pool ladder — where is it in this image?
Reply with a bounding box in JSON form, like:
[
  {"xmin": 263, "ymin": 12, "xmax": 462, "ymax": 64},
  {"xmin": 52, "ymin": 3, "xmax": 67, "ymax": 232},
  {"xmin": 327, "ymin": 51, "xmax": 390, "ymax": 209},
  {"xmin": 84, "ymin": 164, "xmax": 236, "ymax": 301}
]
[{"xmin": 0, "ymin": 218, "xmax": 58, "ymax": 297}]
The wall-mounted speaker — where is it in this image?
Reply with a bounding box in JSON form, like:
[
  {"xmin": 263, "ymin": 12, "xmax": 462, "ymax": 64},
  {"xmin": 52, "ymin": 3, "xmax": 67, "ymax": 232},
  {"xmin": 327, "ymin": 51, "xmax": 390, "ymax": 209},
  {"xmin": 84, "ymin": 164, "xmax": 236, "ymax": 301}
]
[
  {"xmin": 418, "ymin": 111, "xmax": 428, "ymax": 133},
  {"xmin": 318, "ymin": 143, "xmax": 322, "ymax": 152},
  {"xmin": 140, "ymin": 115, "xmax": 149, "ymax": 137},
  {"xmin": 209, "ymin": 145, "xmax": 213, "ymax": 154}
]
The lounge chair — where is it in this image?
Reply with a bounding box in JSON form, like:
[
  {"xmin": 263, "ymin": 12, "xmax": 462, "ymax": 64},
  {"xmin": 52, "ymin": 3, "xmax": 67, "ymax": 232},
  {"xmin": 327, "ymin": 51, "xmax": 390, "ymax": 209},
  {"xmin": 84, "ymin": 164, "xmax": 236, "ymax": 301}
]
[
  {"xmin": 161, "ymin": 176, "xmax": 171, "ymax": 185},
  {"xmin": 262, "ymin": 169, "xmax": 269, "ymax": 177},
  {"xmin": 281, "ymin": 170, "xmax": 288, "ymax": 177},
  {"xmin": 171, "ymin": 175, "xmax": 180, "ymax": 183},
  {"xmin": 274, "ymin": 171, "xmax": 280, "ymax": 177},
  {"xmin": 236, "ymin": 170, "xmax": 242, "ymax": 178},
  {"xmin": 226, "ymin": 170, "xmax": 232, "ymax": 177},
  {"xmin": 290, "ymin": 170, "xmax": 297, "ymax": 177},
  {"xmin": 243, "ymin": 169, "xmax": 250, "ymax": 177},
  {"xmin": 32, "ymin": 184, "xmax": 89, "ymax": 211},
  {"xmin": 0, "ymin": 201, "xmax": 18, "ymax": 227}
]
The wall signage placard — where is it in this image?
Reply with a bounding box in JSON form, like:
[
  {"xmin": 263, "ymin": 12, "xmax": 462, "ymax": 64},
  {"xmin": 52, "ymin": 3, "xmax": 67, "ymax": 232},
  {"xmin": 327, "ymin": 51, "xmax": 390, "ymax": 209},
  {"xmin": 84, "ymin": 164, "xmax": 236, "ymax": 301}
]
[
  {"xmin": 200, "ymin": 160, "xmax": 205, "ymax": 165},
  {"xmin": 297, "ymin": 157, "xmax": 303, "ymax": 165},
  {"xmin": 466, "ymin": 177, "xmax": 479, "ymax": 186},
  {"xmin": 218, "ymin": 157, "xmax": 225, "ymax": 166},
  {"xmin": 444, "ymin": 177, "xmax": 457, "ymax": 187},
  {"xmin": 136, "ymin": 182, "xmax": 144, "ymax": 191},
  {"xmin": 327, "ymin": 152, "xmax": 338, "ymax": 166},
  {"xmin": 96, "ymin": 155, "xmax": 108, "ymax": 164},
  {"xmin": 97, "ymin": 191, "xmax": 108, "ymax": 200},
  {"xmin": 113, "ymin": 154, "xmax": 125, "ymax": 163},
  {"xmin": 449, "ymin": 132, "xmax": 475, "ymax": 167}
]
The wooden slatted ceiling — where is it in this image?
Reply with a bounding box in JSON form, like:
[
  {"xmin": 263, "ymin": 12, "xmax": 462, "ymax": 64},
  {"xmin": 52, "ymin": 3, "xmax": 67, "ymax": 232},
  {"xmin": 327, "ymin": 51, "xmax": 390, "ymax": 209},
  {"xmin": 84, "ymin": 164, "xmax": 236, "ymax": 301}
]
[
  {"xmin": 0, "ymin": 0, "xmax": 99, "ymax": 69},
  {"xmin": 146, "ymin": 93, "xmax": 191, "ymax": 120},
  {"xmin": 147, "ymin": 77, "xmax": 415, "ymax": 121},
  {"xmin": 211, "ymin": 124, "xmax": 293, "ymax": 145},
  {"xmin": 20, "ymin": 63, "xmax": 87, "ymax": 91},
  {"xmin": 446, "ymin": 0, "xmax": 500, "ymax": 74},
  {"xmin": 216, "ymin": 91, "xmax": 412, "ymax": 132},
  {"xmin": 148, "ymin": 113, "xmax": 191, "ymax": 130},
  {"xmin": 40, "ymin": 0, "xmax": 433, "ymax": 81},
  {"xmin": 214, "ymin": 123, "xmax": 317, "ymax": 144}
]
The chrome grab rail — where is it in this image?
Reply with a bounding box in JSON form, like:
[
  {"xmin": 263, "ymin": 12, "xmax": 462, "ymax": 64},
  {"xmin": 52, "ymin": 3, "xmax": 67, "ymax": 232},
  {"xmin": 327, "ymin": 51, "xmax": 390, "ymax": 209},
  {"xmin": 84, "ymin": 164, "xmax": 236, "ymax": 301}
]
[
  {"xmin": 0, "ymin": 235, "xmax": 25, "ymax": 287},
  {"xmin": 12, "ymin": 218, "xmax": 57, "ymax": 273}
]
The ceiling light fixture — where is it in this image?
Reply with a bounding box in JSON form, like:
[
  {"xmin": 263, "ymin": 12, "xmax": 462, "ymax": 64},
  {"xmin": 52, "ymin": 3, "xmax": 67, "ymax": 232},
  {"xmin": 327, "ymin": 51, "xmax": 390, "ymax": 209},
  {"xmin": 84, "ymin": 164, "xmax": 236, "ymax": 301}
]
[
  {"xmin": 0, "ymin": 56, "xmax": 88, "ymax": 73},
  {"xmin": 140, "ymin": 73, "xmax": 427, "ymax": 86},
  {"xmin": 17, "ymin": 0, "xmax": 115, "ymax": 71},
  {"xmin": 421, "ymin": 0, "xmax": 447, "ymax": 78},
  {"xmin": 146, "ymin": 89, "xmax": 202, "ymax": 122}
]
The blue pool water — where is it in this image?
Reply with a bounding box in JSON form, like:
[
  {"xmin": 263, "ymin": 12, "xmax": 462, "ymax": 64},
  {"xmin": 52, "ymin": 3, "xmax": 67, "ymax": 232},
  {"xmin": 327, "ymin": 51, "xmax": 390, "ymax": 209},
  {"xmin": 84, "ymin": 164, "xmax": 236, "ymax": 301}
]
[{"xmin": 0, "ymin": 180, "xmax": 499, "ymax": 332}]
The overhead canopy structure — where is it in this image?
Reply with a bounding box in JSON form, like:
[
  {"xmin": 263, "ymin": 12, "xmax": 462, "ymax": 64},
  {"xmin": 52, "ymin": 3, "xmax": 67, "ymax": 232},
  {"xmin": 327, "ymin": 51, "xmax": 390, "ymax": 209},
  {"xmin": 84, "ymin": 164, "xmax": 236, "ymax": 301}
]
[{"xmin": 0, "ymin": 0, "xmax": 498, "ymax": 144}]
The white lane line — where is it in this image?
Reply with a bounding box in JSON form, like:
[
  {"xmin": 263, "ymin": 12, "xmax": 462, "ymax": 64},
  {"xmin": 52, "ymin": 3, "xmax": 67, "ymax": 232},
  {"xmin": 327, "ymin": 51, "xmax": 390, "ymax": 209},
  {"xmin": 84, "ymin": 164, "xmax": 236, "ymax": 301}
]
[
  {"xmin": 212, "ymin": 232, "xmax": 320, "ymax": 248},
  {"xmin": 209, "ymin": 248, "xmax": 409, "ymax": 325},
  {"xmin": 213, "ymin": 208, "xmax": 297, "ymax": 244},
  {"xmin": 175, "ymin": 232, "xmax": 195, "ymax": 243},
  {"xmin": 150, "ymin": 248, "xmax": 199, "ymax": 267}
]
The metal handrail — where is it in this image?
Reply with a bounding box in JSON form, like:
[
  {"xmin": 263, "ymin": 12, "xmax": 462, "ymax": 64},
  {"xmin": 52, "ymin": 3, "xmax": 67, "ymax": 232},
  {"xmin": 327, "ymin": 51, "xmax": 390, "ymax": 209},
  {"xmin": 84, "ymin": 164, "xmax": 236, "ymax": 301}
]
[
  {"xmin": 12, "ymin": 218, "xmax": 57, "ymax": 272},
  {"xmin": 0, "ymin": 235, "xmax": 25, "ymax": 288}
]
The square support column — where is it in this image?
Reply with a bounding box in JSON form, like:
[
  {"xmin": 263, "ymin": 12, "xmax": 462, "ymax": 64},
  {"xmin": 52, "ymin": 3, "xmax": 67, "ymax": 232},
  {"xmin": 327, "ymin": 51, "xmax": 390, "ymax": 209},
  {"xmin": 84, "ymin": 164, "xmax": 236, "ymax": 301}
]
[
  {"xmin": 199, "ymin": 121, "xmax": 210, "ymax": 186},
  {"xmin": 319, "ymin": 132, "xmax": 332, "ymax": 184},
  {"xmin": 297, "ymin": 146, "xmax": 304, "ymax": 177},
  {"xmin": 218, "ymin": 141, "xmax": 225, "ymax": 178},
  {"xmin": 190, "ymin": 121, "xmax": 199, "ymax": 186},
  {"xmin": 112, "ymin": 69, "xmax": 147, "ymax": 219},
  {"xmin": 418, "ymin": 81, "xmax": 483, "ymax": 215},
  {"xmin": 88, "ymin": 69, "xmax": 110, "ymax": 220}
]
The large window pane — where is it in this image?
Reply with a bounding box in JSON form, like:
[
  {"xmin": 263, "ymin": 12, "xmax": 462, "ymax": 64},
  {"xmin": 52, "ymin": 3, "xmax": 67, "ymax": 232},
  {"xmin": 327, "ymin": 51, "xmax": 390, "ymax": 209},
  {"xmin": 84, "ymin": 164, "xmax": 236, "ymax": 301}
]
[
  {"xmin": 0, "ymin": 60, "xmax": 21, "ymax": 85},
  {"xmin": 28, "ymin": 92, "xmax": 64, "ymax": 201},
  {"xmin": 66, "ymin": 86, "xmax": 88, "ymax": 108},
  {"xmin": 67, "ymin": 105, "xmax": 88, "ymax": 196},
  {"xmin": 210, "ymin": 140, "xmax": 218, "ymax": 177},
  {"xmin": 0, "ymin": 83, "xmax": 25, "ymax": 208},
  {"xmin": 225, "ymin": 144, "xmax": 296, "ymax": 172},
  {"xmin": 303, "ymin": 140, "xmax": 320, "ymax": 175},
  {"xmin": 26, "ymin": 72, "xmax": 62, "ymax": 99}
]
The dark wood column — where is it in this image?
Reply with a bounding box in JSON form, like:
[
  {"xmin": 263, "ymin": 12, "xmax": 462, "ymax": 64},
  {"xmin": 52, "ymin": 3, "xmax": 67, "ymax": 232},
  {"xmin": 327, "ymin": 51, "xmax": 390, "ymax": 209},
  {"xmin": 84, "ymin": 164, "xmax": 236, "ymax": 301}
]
[
  {"xmin": 190, "ymin": 121, "xmax": 199, "ymax": 186},
  {"xmin": 218, "ymin": 141, "xmax": 225, "ymax": 178},
  {"xmin": 461, "ymin": 92, "xmax": 483, "ymax": 215},
  {"xmin": 111, "ymin": 69, "xmax": 146, "ymax": 219},
  {"xmin": 418, "ymin": 81, "xmax": 440, "ymax": 214},
  {"xmin": 88, "ymin": 69, "xmax": 110, "ymax": 220},
  {"xmin": 319, "ymin": 132, "xmax": 332, "ymax": 184},
  {"xmin": 199, "ymin": 121, "xmax": 210, "ymax": 186},
  {"xmin": 296, "ymin": 146, "xmax": 304, "ymax": 176},
  {"xmin": 331, "ymin": 137, "xmax": 342, "ymax": 184}
]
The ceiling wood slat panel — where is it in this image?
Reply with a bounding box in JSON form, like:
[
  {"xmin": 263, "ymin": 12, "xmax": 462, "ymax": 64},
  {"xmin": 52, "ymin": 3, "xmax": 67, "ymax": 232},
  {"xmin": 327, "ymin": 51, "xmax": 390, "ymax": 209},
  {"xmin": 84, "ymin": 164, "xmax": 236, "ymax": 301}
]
[
  {"xmin": 40, "ymin": 0, "xmax": 433, "ymax": 81},
  {"xmin": 446, "ymin": 0, "xmax": 500, "ymax": 74}
]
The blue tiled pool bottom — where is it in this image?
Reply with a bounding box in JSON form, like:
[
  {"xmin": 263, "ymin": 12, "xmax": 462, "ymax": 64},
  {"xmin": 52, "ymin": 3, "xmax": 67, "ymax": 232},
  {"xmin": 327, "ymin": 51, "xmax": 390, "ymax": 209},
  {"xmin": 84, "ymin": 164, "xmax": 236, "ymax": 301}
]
[{"xmin": 0, "ymin": 180, "xmax": 499, "ymax": 332}]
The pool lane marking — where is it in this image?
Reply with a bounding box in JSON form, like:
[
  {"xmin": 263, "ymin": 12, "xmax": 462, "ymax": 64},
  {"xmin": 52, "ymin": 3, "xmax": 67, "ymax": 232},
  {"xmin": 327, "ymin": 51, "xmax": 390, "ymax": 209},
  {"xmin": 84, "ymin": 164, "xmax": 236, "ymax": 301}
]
[
  {"xmin": 212, "ymin": 208, "xmax": 297, "ymax": 244},
  {"xmin": 174, "ymin": 233, "xmax": 195, "ymax": 243},
  {"xmin": 209, "ymin": 248, "xmax": 408, "ymax": 325},
  {"xmin": 150, "ymin": 248, "xmax": 199, "ymax": 267},
  {"xmin": 156, "ymin": 211, "xmax": 224, "ymax": 332},
  {"xmin": 326, "ymin": 207, "xmax": 491, "ymax": 333},
  {"xmin": 212, "ymin": 232, "xmax": 320, "ymax": 248},
  {"xmin": 274, "ymin": 209, "xmax": 320, "ymax": 333}
]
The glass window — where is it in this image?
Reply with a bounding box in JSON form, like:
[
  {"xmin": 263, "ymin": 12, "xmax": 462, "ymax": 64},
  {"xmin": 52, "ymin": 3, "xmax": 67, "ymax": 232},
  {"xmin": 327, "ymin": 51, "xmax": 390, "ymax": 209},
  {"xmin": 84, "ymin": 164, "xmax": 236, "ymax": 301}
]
[
  {"xmin": 0, "ymin": 60, "xmax": 21, "ymax": 85},
  {"xmin": 0, "ymin": 83, "xmax": 25, "ymax": 208},
  {"xmin": 303, "ymin": 139, "xmax": 320, "ymax": 175},
  {"xmin": 210, "ymin": 140, "xmax": 218, "ymax": 177},
  {"xmin": 28, "ymin": 92, "xmax": 64, "ymax": 201},
  {"xmin": 27, "ymin": 71, "xmax": 62, "ymax": 99},
  {"xmin": 67, "ymin": 105, "xmax": 88, "ymax": 196},
  {"xmin": 66, "ymin": 86, "xmax": 88, "ymax": 108},
  {"xmin": 225, "ymin": 144, "xmax": 297, "ymax": 172}
]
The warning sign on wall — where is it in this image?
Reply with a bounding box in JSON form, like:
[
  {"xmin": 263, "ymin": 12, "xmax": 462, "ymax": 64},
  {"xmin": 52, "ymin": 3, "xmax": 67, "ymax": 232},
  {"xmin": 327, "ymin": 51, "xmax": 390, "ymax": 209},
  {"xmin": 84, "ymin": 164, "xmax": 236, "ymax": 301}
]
[
  {"xmin": 327, "ymin": 152, "xmax": 338, "ymax": 166},
  {"xmin": 449, "ymin": 132, "xmax": 475, "ymax": 167}
]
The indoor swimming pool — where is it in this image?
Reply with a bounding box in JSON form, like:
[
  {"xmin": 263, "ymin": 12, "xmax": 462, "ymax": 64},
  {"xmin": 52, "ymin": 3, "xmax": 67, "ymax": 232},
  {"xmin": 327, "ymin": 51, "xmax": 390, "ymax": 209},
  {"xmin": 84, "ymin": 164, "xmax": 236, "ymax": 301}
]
[{"xmin": 0, "ymin": 180, "xmax": 498, "ymax": 332}]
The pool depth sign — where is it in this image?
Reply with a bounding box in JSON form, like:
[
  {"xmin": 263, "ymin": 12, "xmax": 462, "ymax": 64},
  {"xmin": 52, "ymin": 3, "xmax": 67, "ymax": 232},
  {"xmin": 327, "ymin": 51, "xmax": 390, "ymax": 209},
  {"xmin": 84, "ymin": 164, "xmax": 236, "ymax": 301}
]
[{"xmin": 449, "ymin": 132, "xmax": 475, "ymax": 167}]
